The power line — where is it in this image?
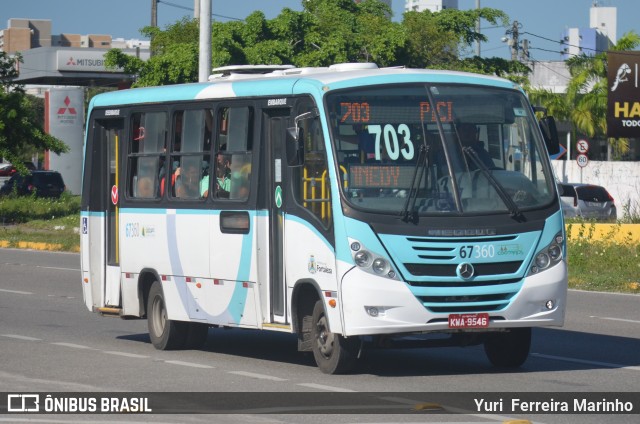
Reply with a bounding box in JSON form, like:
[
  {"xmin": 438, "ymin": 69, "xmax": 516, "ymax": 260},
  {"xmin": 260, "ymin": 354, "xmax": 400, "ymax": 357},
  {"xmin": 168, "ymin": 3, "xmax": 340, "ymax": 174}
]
[{"xmin": 158, "ymin": 0, "xmax": 243, "ymax": 21}]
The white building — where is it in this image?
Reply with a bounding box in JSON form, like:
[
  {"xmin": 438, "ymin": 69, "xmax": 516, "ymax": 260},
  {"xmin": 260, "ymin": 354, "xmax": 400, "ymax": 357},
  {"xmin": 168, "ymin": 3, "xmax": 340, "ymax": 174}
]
[
  {"xmin": 561, "ymin": 4, "xmax": 616, "ymax": 60},
  {"xmin": 404, "ymin": 0, "xmax": 458, "ymax": 12}
]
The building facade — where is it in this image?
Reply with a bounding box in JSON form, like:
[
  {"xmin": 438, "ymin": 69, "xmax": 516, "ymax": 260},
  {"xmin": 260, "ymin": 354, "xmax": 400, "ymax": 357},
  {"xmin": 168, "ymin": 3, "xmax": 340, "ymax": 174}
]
[
  {"xmin": 404, "ymin": 0, "xmax": 458, "ymax": 13},
  {"xmin": 561, "ymin": 5, "xmax": 615, "ymax": 60}
]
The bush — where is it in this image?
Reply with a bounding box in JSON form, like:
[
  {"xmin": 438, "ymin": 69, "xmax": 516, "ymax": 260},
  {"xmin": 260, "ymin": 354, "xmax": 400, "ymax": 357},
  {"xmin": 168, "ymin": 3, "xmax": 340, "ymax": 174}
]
[{"xmin": 0, "ymin": 192, "xmax": 80, "ymax": 224}]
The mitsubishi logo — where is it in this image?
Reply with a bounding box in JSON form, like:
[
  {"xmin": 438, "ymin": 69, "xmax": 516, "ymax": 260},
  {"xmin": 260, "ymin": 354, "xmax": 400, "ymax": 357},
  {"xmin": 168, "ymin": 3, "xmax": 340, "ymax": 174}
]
[
  {"xmin": 457, "ymin": 263, "xmax": 475, "ymax": 280},
  {"xmin": 57, "ymin": 96, "xmax": 77, "ymax": 115}
]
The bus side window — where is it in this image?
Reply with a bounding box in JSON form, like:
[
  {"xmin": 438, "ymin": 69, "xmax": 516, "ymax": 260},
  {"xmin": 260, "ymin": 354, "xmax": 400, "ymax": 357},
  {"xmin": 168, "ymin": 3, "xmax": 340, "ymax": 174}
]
[
  {"xmin": 214, "ymin": 106, "xmax": 252, "ymax": 201},
  {"xmin": 129, "ymin": 111, "xmax": 166, "ymax": 199},
  {"xmin": 167, "ymin": 109, "xmax": 211, "ymax": 199}
]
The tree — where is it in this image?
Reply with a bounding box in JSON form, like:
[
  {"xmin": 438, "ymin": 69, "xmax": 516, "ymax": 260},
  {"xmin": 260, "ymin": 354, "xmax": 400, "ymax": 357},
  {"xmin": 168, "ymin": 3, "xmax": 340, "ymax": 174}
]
[
  {"xmin": 0, "ymin": 52, "xmax": 67, "ymax": 172},
  {"xmin": 398, "ymin": 7, "xmax": 509, "ymax": 71},
  {"xmin": 105, "ymin": 18, "xmax": 199, "ymax": 87},
  {"xmin": 105, "ymin": 1, "xmax": 524, "ymax": 87}
]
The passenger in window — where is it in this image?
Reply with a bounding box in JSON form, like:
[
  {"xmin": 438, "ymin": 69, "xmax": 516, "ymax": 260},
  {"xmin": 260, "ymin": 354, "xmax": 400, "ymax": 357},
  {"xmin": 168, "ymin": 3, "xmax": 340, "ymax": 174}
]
[
  {"xmin": 214, "ymin": 154, "xmax": 231, "ymax": 199},
  {"xmin": 230, "ymin": 161, "xmax": 251, "ymax": 200},
  {"xmin": 174, "ymin": 160, "xmax": 201, "ymax": 199},
  {"xmin": 137, "ymin": 176, "xmax": 155, "ymax": 198}
]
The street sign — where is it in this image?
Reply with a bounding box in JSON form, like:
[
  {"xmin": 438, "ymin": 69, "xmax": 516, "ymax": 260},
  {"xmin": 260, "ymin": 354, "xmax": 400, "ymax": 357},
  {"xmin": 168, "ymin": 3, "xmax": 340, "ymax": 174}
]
[
  {"xmin": 576, "ymin": 153, "xmax": 589, "ymax": 168},
  {"xmin": 576, "ymin": 139, "xmax": 590, "ymax": 154},
  {"xmin": 550, "ymin": 143, "xmax": 567, "ymax": 160}
]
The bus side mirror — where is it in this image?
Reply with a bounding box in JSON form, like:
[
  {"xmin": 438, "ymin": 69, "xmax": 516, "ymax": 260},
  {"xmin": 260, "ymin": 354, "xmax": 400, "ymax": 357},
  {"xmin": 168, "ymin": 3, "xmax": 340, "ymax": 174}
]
[
  {"xmin": 286, "ymin": 126, "xmax": 305, "ymax": 167},
  {"xmin": 539, "ymin": 116, "xmax": 560, "ymax": 155},
  {"xmin": 286, "ymin": 109, "xmax": 318, "ymax": 167}
]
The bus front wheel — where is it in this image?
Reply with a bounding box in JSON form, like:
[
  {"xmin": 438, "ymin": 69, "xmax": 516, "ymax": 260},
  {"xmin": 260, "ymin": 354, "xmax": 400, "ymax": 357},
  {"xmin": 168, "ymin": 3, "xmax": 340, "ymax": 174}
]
[
  {"xmin": 311, "ymin": 300, "xmax": 358, "ymax": 374},
  {"xmin": 147, "ymin": 281, "xmax": 188, "ymax": 350},
  {"xmin": 483, "ymin": 327, "xmax": 531, "ymax": 368}
]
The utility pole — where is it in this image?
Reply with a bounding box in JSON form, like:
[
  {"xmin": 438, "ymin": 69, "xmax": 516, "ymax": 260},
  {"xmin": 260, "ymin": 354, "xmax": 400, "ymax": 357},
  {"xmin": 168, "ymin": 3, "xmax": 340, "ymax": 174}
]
[
  {"xmin": 198, "ymin": 0, "xmax": 212, "ymax": 82},
  {"xmin": 475, "ymin": 0, "xmax": 481, "ymax": 57},
  {"xmin": 509, "ymin": 21, "xmax": 519, "ymax": 61},
  {"xmin": 520, "ymin": 39, "xmax": 530, "ymax": 62},
  {"xmin": 194, "ymin": 0, "xmax": 200, "ymax": 19},
  {"xmin": 150, "ymin": 0, "xmax": 158, "ymax": 57},
  {"xmin": 151, "ymin": 0, "xmax": 157, "ymax": 28}
]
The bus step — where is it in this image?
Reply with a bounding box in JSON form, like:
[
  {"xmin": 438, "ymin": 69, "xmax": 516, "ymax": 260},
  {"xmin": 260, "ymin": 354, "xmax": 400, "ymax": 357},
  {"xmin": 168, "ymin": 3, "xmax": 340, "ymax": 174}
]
[{"xmin": 96, "ymin": 307, "xmax": 122, "ymax": 317}]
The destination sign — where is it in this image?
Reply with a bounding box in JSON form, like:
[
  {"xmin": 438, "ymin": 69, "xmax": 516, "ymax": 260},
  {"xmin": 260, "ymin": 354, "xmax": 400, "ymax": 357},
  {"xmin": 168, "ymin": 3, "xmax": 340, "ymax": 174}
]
[
  {"xmin": 348, "ymin": 164, "xmax": 419, "ymax": 189},
  {"xmin": 339, "ymin": 101, "xmax": 453, "ymax": 124}
]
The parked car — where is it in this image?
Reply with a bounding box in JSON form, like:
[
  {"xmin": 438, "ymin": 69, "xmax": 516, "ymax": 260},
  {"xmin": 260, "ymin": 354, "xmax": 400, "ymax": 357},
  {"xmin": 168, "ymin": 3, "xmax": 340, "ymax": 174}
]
[
  {"xmin": 0, "ymin": 171, "xmax": 66, "ymax": 198},
  {"xmin": 558, "ymin": 183, "xmax": 616, "ymax": 221},
  {"xmin": 0, "ymin": 161, "xmax": 37, "ymax": 176}
]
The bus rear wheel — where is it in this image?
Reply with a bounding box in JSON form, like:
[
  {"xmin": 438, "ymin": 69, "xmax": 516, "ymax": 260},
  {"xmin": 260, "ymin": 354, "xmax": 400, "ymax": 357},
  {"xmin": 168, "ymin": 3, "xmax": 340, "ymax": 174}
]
[
  {"xmin": 311, "ymin": 300, "xmax": 358, "ymax": 374},
  {"xmin": 484, "ymin": 327, "xmax": 531, "ymax": 368},
  {"xmin": 147, "ymin": 281, "xmax": 188, "ymax": 350}
]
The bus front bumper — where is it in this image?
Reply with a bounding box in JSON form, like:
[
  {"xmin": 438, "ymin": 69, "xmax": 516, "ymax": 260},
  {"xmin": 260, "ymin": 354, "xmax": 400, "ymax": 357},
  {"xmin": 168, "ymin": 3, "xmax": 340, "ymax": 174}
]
[{"xmin": 340, "ymin": 262, "xmax": 568, "ymax": 337}]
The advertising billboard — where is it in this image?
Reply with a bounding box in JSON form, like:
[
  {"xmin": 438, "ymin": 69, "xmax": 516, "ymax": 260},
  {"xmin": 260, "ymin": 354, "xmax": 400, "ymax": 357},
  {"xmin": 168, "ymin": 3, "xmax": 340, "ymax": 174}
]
[{"xmin": 607, "ymin": 51, "xmax": 640, "ymax": 138}]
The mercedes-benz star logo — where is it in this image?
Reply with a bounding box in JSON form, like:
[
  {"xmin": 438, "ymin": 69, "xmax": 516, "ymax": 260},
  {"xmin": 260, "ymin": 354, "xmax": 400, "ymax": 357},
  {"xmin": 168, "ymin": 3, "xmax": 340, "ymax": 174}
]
[{"xmin": 457, "ymin": 263, "xmax": 475, "ymax": 280}]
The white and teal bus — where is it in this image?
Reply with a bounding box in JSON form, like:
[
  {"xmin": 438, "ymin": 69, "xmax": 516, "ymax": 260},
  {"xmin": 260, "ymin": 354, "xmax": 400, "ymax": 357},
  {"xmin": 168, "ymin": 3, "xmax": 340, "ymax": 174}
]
[{"xmin": 81, "ymin": 63, "xmax": 567, "ymax": 374}]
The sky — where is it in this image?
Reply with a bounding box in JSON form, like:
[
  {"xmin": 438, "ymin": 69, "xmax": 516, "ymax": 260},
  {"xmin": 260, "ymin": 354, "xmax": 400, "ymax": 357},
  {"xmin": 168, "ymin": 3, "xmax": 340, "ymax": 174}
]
[{"xmin": 1, "ymin": 0, "xmax": 638, "ymax": 62}]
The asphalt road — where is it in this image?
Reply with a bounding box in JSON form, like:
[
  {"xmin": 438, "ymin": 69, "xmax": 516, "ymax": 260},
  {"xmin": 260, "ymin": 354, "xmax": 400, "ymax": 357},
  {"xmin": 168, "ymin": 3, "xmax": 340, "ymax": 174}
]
[{"xmin": 0, "ymin": 248, "xmax": 639, "ymax": 424}]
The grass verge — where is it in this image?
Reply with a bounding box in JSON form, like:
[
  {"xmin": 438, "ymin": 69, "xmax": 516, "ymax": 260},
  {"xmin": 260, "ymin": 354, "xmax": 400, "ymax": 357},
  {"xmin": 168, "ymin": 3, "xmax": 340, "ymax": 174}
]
[{"xmin": 565, "ymin": 221, "xmax": 640, "ymax": 294}]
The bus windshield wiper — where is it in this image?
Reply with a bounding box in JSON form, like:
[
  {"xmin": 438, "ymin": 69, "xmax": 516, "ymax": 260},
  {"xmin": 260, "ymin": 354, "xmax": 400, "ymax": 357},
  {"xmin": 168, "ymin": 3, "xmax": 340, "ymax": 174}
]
[
  {"xmin": 400, "ymin": 144, "xmax": 429, "ymax": 223},
  {"xmin": 463, "ymin": 147, "xmax": 525, "ymax": 221}
]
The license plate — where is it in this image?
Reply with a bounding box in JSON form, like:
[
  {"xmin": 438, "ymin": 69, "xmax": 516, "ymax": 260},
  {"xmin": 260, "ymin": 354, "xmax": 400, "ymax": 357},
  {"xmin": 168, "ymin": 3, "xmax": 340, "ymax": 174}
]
[
  {"xmin": 585, "ymin": 201, "xmax": 602, "ymax": 207},
  {"xmin": 448, "ymin": 313, "xmax": 490, "ymax": 328}
]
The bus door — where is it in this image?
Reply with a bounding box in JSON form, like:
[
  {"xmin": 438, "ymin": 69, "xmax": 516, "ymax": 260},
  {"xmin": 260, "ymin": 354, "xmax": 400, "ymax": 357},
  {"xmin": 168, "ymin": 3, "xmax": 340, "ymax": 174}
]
[
  {"xmin": 81, "ymin": 118, "xmax": 123, "ymax": 310},
  {"xmin": 264, "ymin": 109, "xmax": 290, "ymax": 321}
]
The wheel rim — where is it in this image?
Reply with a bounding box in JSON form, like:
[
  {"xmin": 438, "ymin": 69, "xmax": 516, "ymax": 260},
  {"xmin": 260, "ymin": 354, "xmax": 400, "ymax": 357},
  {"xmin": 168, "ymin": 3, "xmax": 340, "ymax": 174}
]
[
  {"xmin": 315, "ymin": 314, "xmax": 335, "ymax": 358},
  {"xmin": 151, "ymin": 295, "xmax": 166, "ymax": 337}
]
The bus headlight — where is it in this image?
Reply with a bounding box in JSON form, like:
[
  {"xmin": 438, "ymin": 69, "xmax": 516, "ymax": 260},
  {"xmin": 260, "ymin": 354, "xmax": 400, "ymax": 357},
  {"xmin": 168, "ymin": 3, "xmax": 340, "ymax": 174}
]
[
  {"xmin": 354, "ymin": 250, "xmax": 372, "ymax": 267},
  {"xmin": 528, "ymin": 232, "xmax": 564, "ymax": 275},
  {"xmin": 372, "ymin": 258, "xmax": 389, "ymax": 275},
  {"xmin": 350, "ymin": 239, "xmax": 399, "ymax": 280},
  {"xmin": 535, "ymin": 252, "xmax": 550, "ymax": 269}
]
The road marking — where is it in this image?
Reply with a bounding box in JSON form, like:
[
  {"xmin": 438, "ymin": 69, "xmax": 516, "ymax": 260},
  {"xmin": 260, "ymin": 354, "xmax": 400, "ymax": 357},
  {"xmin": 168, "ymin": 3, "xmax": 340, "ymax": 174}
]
[
  {"xmin": 590, "ymin": 315, "xmax": 640, "ymax": 324},
  {"xmin": 51, "ymin": 342, "xmax": 94, "ymax": 350},
  {"xmin": 37, "ymin": 265, "xmax": 78, "ymax": 272},
  {"xmin": 0, "ymin": 288, "xmax": 33, "ymax": 295},
  {"xmin": 533, "ymin": 353, "xmax": 640, "ymax": 371},
  {"xmin": 164, "ymin": 360, "xmax": 213, "ymax": 369},
  {"xmin": 103, "ymin": 351, "xmax": 149, "ymax": 359},
  {"xmin": 297, "ymin": 383, "xmax": 356, "ymax": 392},
  {"xmin": 228, "ymin": 371, "xmax": 287, "ymax": 381},
  {"xmin": 1, "ymin": 334, "xmax": 41, "ymax": 341}
]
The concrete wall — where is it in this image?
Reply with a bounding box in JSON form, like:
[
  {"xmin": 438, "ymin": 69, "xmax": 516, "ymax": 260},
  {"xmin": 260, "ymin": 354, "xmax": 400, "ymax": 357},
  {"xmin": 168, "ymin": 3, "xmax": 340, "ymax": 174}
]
[{"xmin": 552, "ymin": 160, "xmax": 640, "ymax": 219}]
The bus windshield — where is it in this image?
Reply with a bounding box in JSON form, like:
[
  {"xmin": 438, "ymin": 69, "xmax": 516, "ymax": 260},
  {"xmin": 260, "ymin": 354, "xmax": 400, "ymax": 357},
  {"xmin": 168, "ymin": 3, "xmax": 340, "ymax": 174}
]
[{"xmin": 326, "ymin": 84, "xmax": 556, "ymax": 216}]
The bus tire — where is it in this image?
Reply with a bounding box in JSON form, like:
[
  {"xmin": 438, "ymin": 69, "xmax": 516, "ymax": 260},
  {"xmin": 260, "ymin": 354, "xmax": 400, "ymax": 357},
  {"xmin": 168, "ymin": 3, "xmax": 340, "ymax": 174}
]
[
  {"xmin": 484, "ymin": 327, "xmax": 531, "ymax": 368},
  {"xmin": 147, "ymin": 281, "xmax": 188, "ymax": 350},
  {"xmin": 185, "ymin": 323, "xmax": 209, "ymax": 349},
  {"xmin": 311, "ymin": 300, "xmax": 358, "ymax": 374}
]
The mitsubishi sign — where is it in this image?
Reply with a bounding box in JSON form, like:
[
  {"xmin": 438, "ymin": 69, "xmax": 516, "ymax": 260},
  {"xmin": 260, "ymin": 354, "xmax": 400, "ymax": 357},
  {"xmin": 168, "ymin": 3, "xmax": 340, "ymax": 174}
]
[
  {"xmin": 56, "ymin": 50, "xmax": 121, "ymax": 72},
  {"xmin": 607, "ymin": 51, "xmax": 640, "ymax": 138}
]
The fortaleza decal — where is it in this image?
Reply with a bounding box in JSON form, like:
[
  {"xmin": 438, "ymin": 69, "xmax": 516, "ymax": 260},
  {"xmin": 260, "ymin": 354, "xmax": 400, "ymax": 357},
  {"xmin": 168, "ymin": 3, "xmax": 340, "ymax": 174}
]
[{"xmin": 307, "ymin": 255, "xmax": 333, "ymax": 274}]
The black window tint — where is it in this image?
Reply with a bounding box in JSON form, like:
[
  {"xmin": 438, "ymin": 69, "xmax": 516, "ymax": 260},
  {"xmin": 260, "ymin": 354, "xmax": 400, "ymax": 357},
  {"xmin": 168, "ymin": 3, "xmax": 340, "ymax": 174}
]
[{"xmin": 577, "ymin": 186, "xmax": 609, "ymax": 202}]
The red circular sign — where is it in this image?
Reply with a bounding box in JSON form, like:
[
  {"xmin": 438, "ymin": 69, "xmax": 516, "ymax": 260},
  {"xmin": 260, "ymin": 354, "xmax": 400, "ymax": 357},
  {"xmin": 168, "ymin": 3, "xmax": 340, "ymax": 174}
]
[
  {"xmin": 576, "ymin": 139, "xmax": 590, "ymax": 154},
  {"xmin": 111, "ymin": 185, "xmax": 119, "ymax": 205}
]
